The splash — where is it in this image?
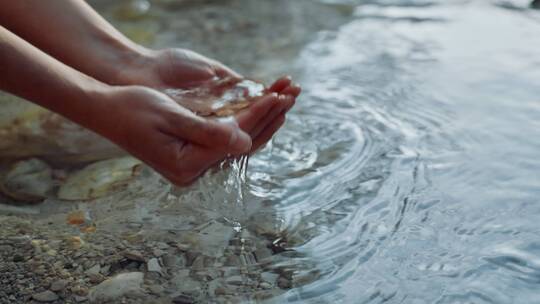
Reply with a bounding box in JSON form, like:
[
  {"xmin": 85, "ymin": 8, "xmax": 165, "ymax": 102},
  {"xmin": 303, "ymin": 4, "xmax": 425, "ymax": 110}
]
[{"xmin": 173, "ymin": 154, "xmax": 252, "ymax": 227}]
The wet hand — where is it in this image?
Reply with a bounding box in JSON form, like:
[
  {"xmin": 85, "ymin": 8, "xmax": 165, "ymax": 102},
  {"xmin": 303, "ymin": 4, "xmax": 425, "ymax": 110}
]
[{"xmin": 97, "ymin": 86, "xmax": 291, "ymax": 186}]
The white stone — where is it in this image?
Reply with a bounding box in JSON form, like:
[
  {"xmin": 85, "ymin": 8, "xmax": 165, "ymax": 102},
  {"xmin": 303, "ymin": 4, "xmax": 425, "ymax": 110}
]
[
  {"xmin": 147, "ymin": 258, "xmax": 162, "ymax": 275},
  {"xmin": 88, "ymin": 272, "xmax": 144, "ymax": 303}
]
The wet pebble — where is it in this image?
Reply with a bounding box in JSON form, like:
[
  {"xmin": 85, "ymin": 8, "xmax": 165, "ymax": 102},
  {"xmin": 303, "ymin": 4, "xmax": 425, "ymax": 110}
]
[
  {"xmin": 172, "ymin": 293, "xmax": 195, "ymax": 304},
  {"xmin": 88, "ymin": 272, "xmax": 144, "ymax": 302},
  {"xmin": 147, "ymin": 258, "xmax": 162, "ymax": 275},
  {"xmin": 50, "ymin": 279, "xmax": 67, "ymax": 292},
  {"xmin": 124, "ymin": 250, "xmax": 145, "ymax": 262},
  {"xmin": 32, "ymin": 290, "xmax": 58, "ymax": 302}
]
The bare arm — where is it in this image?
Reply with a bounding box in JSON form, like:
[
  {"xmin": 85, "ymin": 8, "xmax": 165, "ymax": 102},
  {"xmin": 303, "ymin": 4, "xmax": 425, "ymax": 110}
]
[
  {"xmin": 0, "ymin": 0, "xmax": 149, "ymax": 86},
  {"xmin": 0, "ymin": 25, "xmax": 107, "ymax": 128},
  {"xmin": 0, "ymin": 25, "xmax": 260, "ymax": 185}
]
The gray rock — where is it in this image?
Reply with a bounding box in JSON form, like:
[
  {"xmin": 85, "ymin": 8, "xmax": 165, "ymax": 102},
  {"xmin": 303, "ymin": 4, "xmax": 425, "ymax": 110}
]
[
  {"xmin": 74, "ymin": 295, "xmax": 88, "ymax": 302},
  {"xmin": 50, "ymin": 279, "xmax": 67, "ymax": 292},
  {"xmin": 32, "ymin": 290, "xmax": 58, "ymax": 302},
  {"xmin": 88, "ymin": 272, "xmax": 144, "ymax": 303},
  {"xmin": 254, "ymin": 248, "xmax": 272, "ymax": 261},
  {"xmin": 261, "ymin": 272, "xmax": 279, "ymax": 284},
  {"xmin": 225, "ymin": 275, "xmax": 244, "ymax": 286},
  {"xmin": 161, "ymin": 254, "xmax": 177, "ymax": 268},
  {"xmin": 172, "ymin": 294, "xmax": 195, "ymax": 304},
  {"xmin": 147, "ymin": 284, "xmax": 164, "ymax": 295},
  {"xmin": 124, "ymin": 250, "xmax": 145, "ymax": 262},
  {"xmin": 170, "ymin": 273, "xmax": 201, "ymax": 294},
  {"xmin": 147, "ymin": 258, "xmax": 162, "ymax": 275},
  {"xmin": 85, "ymin": 264, "xmax": 101, "ymax": 276},
  {"xmin": 152, "ymin": 249, "xmax": 166, "ymax": 257}
]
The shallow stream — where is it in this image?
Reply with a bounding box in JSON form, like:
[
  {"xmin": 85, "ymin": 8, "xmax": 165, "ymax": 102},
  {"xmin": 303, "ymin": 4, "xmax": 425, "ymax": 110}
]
[{"xmin": 2, "ymin": 0, "xmax": 540, "ymax": 303}]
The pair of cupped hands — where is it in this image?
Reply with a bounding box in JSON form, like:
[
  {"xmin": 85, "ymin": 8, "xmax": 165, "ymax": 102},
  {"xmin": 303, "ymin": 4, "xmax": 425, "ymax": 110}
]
[{"xmin": 103, "ymin": 49, "xmax": 300, "ymax": 186}]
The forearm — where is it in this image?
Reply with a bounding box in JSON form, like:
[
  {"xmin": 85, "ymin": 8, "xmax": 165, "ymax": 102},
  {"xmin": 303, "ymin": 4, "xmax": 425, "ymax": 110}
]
[
  {"xmin": 0, "ymin": 0, "xmax": 150, "ymax": 85},
  {"xmin": 0, "ymin": 26, "xmax": 109, "ymax": 130}
]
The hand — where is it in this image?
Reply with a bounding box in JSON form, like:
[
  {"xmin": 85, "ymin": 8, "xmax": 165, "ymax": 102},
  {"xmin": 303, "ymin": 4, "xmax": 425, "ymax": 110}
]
[
  {"xmin": 118, "ymin": 48, "xmax": 241, "ymax": 89},
  {"xmin": 96, "ymin": 85, "xmax": 294, "ymax": 186}
]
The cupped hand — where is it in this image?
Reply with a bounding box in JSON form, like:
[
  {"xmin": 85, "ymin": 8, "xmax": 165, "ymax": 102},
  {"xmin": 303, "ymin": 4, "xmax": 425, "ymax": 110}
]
[{"xmin": 98, "ymin": 85, "xmax": 294, "ymax": 186}]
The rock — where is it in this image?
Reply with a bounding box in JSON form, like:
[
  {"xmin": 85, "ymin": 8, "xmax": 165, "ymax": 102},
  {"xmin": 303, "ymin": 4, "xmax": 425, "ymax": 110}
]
[
  {"xmin": 260, "ymin": 282, "xmax": 272, "ymax": 289},
  {"xmin": 225, "ymin": 275, "xmax": 243, "ymax": 286},
  {"xmin": 50, "ymin": 279, "xmax": 67, "ymax": 292},
  {"xmin": 191, "ymin": 255, "xmax": 205, "ymax": 270},
  {"xmin": 162, "ymin": 253, "xmax": 186, "ymax": 268},
  {"xmin": 170, "ymin": 274, "xmax": 201, "ymax": 294},
  {"xmin": 88, "ymin": 272, "xmax": 144, "ymax": 303},
  {"xmin": 124, "ymin": 250, "xmax": 145, "ymax": 262},
  {"xmin": 147, "ymin": 258, "xmax": 162, "ymax": 275},
  {"xmin": 254, "ymin": 248, "xmax": 272, "ymax": 261},
  {"xmin": 12, "ymin": 254, "xmax": 24, "ymax": 262},
  {"xmin": 85, "ymin": 264, "xmax": 101, "ymax": 276},
  {"xmin": 172, "ymin": 293, "xmax": 195, "ymax": 304},
  {"xmin": 277, "ymin": 277, "xmax": 292, "ymax": 289},
  {"xmin": 74, "ymin": 295, "xmax": 88, "ymax": 302},
  {"xmin": 32, "ymin": 290, "xmax": 58, "ymax": 302},
  {"xmin": 152, "ymin": 249, "xmax": 166, "ymax": 257},
  {"xmin": 261, "ymin": 272, "xmax": 279, "ymax": 284},
  {"xmin": 147, "ymin": 284, "xmax": 164, "ymax": 295},
  {"xmin": 177, "ymin": 221, "xmax": 234, "ymax": 257},
  {"xmin": 208, "ymin": 279, "xmax": 225, "ymax": 296}
]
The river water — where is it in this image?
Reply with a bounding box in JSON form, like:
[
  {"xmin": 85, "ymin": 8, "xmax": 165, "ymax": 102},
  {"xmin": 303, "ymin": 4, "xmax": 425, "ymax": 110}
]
[
  {"xmin": 96, "ymin": 0, "xmax": 540, "ymax": 302},
  {"xmin": 2, "ymin": 0, "xmax": 540, "ymax": 303},
  {"xmin": 228, "ymin": 1, "xmax": 540, "ymax": 303}
]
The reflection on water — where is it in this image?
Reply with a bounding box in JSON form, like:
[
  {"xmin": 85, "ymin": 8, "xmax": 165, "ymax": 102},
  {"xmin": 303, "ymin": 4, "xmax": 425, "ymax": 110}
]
[{"xmin": 2, "ymin": 0, "xmax": 540, "ymax": 303}]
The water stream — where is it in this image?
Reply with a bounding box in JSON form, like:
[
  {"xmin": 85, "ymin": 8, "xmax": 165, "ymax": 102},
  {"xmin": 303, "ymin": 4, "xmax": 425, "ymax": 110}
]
[{"xmin": 1, "ymin": 0, "xmax": 540, "ymax": 303}]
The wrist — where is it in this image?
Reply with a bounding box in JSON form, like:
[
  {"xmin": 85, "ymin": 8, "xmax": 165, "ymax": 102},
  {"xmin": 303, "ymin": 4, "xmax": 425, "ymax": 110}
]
[{"xmin": 103, "ymin": 41, "xmax": 157, "ymax": 86}]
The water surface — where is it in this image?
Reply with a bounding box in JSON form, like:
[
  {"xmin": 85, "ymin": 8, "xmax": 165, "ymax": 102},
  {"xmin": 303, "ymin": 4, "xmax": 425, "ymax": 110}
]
[{"xmin": 4, "ymin": 0, "xmax": 540, "ymax": 303}]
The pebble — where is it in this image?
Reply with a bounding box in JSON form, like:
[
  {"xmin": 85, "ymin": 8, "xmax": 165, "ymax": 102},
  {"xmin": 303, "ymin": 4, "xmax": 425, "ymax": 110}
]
[
  {"xmin": 88, "ymin": 272, "xmax": 144, "ymax": 302},
  {"xmin": 152, "ymin": 248, "xmax": 166, "ymax": 257},
  {"xmin": 85, "ymin": 264, "xmax": 101, "ymax": 276},
  {"xmin": 277, "ymin": 277, "xmax": 292, "ymax": 289},
  {"xmin": 32, "ymin": 290, "xmax": 59, "ymax": 302},
  {"xmin": 147, "ymin": 284, "xmax": 164, "ymax": 294},
  {"xmin": 172, "ymin": 294, "xmax": 195, "ymax": 304},
  {"xmin": 147, "ymin": 258, "xmax": 162, "ymax": 275},
  {"xmin": 261, "ymin": 272, "xmax": 279, "ymax": 284},
  {"xmin": 225, "ymin": 275, "xmax": 243, "ymax": 286},
  {"xmin": 50, "ymin": 279, "xmax": 67, "ymax": 292},
  {"xmin": 123, "ymin": 249, "xmax": 145, "ymax": 262}
]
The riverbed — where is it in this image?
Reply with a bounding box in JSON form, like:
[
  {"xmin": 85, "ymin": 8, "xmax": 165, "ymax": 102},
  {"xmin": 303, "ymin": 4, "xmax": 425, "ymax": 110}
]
[{"xmin": 1, "ymin": 0, "xmax": 540, "ymax": 303}]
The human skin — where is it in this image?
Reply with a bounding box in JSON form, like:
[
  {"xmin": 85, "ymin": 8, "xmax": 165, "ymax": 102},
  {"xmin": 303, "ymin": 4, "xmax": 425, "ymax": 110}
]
[
  {"xmin": 0, "ymin": 26, "xmax": 293, "ymax": 186},
  {"xmin": 0, "ymin": 1, "xmax": 301, "ymax": 185},
  {"xmin": 0, "ymin": 0, "xmax": 301, "ymax": 124}
]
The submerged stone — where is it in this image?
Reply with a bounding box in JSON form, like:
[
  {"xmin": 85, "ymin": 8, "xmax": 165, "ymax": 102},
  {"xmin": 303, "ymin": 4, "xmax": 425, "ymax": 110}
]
[
  {"xmin": 32, "ymin": 290, "xmax": 58, "ymax": 302},
  {"xmin": 57, "ymin": 157, "xmax": 142, "ymax": 201},
  {"xmin": 0, "ymin": 158, "xmax": 54, "ymax": 202},
  {"xmin": 88, "ymin": 272, "xmax": 144, "ymax": 303}
]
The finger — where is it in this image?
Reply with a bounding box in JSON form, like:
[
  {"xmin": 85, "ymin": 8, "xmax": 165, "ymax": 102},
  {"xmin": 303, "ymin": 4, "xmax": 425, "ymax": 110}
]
[
  {"xmin": 166, "ymin": 113, "xmax": 252, "ymax": 155},
  {"xmin": 268, "ymin": 76, "xmax": 292, "ymax": 93},
  {"xmin": 235, "ymin": 93, "xmax": 279, "ymax": 133},
  {"xmin": 251, "ymin": 113, "xmax": 287, "ymax": 153},
  {"xmin": 214, "ymin": 62, "xmax": 243, "ymax": 80},
  {"xmin": 281, "ymin": 84, "xmax": 302, "ymax": 98},
  {"xmin": 250, "ymin": 95, "xmax": 291, "ymax": 139}
]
